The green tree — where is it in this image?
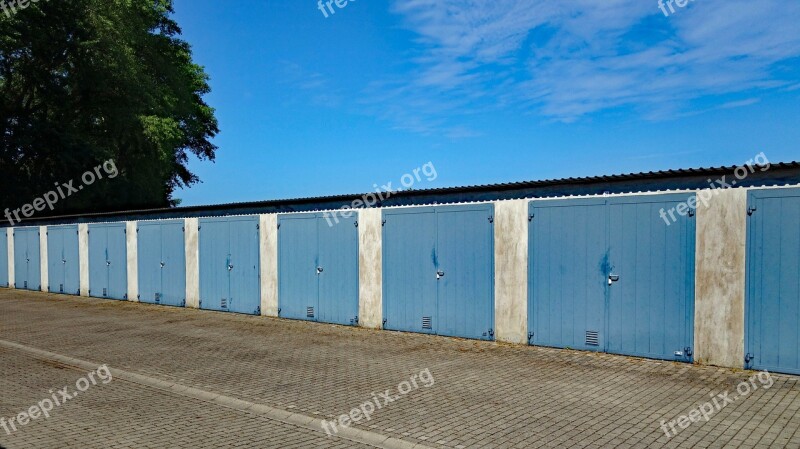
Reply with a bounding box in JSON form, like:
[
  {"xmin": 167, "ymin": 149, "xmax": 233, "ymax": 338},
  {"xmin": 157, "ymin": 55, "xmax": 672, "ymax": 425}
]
[{"xmin": 0, "ymin": 0, "xmax": 218, "ymax": 217}]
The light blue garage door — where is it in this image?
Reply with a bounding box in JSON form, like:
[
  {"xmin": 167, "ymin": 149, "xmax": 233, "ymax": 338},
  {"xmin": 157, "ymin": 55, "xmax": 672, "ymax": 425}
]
[
  {"xmin": 278, "ymin": 212, "xmax": 359, "ymax": 326},
  {"xmin": 47, "ymin": 225, "xmax": 80, "ymax": 295},
  {"xmin": 199, "ymin": 216, "xmax": 260, "ymax": 315},
  {"xmin": 14, "ymin": 227, "xmax": 41, "ymax": 291},
  {"xmin": 383, "ymin": 204, "xmax": 495, "ymax": 340},
  {"xmin": 529, "ymin": 193, "xmax": 696, "ymax": 362},
  {"xmin": 0, "ymin": 231, "xmax": 8, "ymax": 287},
  {"xmin": 88, "ymin": 223, "xmax": 127, "ymax": 300},
  {"xmin": 746, "ymin": 188, "xmax": 800, "ymax": 375},
  {"xmin": 138, "ymin": 220, "xmax": 186, "ymax": 307}
]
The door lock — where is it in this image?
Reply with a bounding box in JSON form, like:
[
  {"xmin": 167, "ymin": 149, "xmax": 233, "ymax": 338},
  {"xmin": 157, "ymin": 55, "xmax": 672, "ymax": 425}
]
[
  {"xmin": 227, "ymin": 264, "xmax": 234, "ymax": 271},
  {"xmin": 316, "ymin": 267, "xmax": 324, "ymax": 274},
  {"xmin": 436, "ymin": 270, "xmax": 445, "ymax": 279},
  {"xmin": 608, "ymin": 274, "xmax": 620, "ymax": 285}
]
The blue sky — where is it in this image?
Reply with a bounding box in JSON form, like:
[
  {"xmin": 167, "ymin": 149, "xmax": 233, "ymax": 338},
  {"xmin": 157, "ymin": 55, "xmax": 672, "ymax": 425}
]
[{"xmin": 172, "ymin": 0, "xmax": 800, "ymax": 207}]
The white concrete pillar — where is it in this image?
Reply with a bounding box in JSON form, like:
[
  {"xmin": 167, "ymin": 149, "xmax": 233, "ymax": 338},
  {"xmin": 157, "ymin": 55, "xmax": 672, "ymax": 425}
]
[
  {"xmin": 694, "ymin": 188, "xmax": 747, "ymax": 369},
  {"xmin": 184, "ymin": 218, "xmax": 200, "ymax": 309},
  {"xmin": 78, "ymin": 224, "xmax": 89, "ymax": 296},
  {"xmin": 358, "ymin": 208, "xmax": 383, "ymax": 329},
  {"xmin": 6, "ymin": 228, "xmax": 14, "ymax": 289},
  {"xmin": 494, "ymin": 200, "xmax": 529, "ymax": 345},
  {"xmin": 260, "ymin": 214, "xmax": 278, "ymax": 317},
  {"xmin": 39, "ymin": 226, "xmax": 48, "ymax": 292},
  {"xmin": 126, "ymin": 221, "xmax": 138, "ymax": 302}
]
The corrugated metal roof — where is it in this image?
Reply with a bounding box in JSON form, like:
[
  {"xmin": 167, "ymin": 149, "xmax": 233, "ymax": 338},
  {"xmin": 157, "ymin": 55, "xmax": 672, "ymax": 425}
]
[{"xmin": 10, "ymin": 161, "xmax": 800, "ymax": 225}]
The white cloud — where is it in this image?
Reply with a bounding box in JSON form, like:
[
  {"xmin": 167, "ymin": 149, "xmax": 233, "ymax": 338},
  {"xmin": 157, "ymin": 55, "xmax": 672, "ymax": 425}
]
[{"xmin": 383, "ymin": 0, "xmax": 800, "ymax": 122}]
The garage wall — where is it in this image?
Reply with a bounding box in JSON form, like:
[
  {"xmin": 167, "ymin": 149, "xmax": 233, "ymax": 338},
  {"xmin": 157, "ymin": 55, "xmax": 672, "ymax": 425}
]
[
  {"xmin": 694, "ymin": 189, "xmax": 747, "ymax": 369},
  {"xmin": 2, "ymin": 185, "xmax": 786, "ymax": 372}
]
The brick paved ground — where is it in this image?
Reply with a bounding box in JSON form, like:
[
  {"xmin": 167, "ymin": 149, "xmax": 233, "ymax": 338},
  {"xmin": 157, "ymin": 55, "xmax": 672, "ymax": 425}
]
[{"xmin": 1, "ymin": 289, "xmax": 799, "ymax": 448}]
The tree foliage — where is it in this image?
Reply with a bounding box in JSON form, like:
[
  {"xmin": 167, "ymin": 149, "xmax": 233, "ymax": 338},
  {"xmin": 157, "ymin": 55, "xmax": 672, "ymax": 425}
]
[{"xmin": 0, "ymin": 0, "xmax": 218, "ymax": 215}]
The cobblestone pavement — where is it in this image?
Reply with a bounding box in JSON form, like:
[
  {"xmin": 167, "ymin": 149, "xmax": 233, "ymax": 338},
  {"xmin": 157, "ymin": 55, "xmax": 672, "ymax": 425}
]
[{"xmin": 1, "ymin": 289, "xmax": 799, "ymax": 449}]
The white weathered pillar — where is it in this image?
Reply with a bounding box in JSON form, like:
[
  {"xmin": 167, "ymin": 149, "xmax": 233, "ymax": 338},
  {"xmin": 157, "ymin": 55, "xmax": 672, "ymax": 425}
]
[
  {"xmin": 126, "ymin": 221, "xmax": 138, "ymax": 302},
  {"xmin": 39, "ymin": 226, "xmax": 48, "ymax": 292},
  {"xmin": 7, "ymin": 228, "xmax": 14, "ymax": 289},
  {"xmin": 494, "ymin": 200, "xmax": 529, "ymax": 345},
  {"xmin": 694, "ymin": 188, "xmax": 747, "ymax": 369},
  {"xmin": 260, "ymin": 214, "xmax": 279, "ymax": 317},
  {"xmin": 358, "ymin": 208, "xmax": 383, "ymax": 329},
  {"xmin": 78, "ymin": 224, "xmax": 89, "ymax": 296},
  {"xmin": 184, "ymin": 218, "xmax": 200, "ymax": 309}
]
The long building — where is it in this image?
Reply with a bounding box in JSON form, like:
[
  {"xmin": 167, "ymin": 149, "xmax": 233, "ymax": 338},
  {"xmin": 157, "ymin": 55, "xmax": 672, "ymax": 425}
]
[{"xmin": 2, "ymin": 162, "xmax": 800, "ymax": 374}]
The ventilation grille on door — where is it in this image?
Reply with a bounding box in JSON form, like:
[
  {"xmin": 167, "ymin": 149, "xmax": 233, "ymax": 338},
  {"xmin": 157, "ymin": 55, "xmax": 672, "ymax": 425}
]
[
  {"xmin": 102, "ymin": 288, "xmax": 107, "ymax": 297},
  {"xmin": 154, "ymin": 293, "xmax": 161, "ymax": 303},
  {"xmin": 59, "ymin": 284, "xmax": 64, "ymax": 293},
  {"xmin": 220, "ymin": 298, "xmax": 228, "ymax": 309},
  {"xmin": 586, "ymin": 331, "xmax": 599, "ymax": 346},
  {"xmin": 307, "ymin": 307, "xmax": 315, "ymax": 318},
  {"xmin": 422, "ymin": 316, "xmax": 433, "ymax": 330}
]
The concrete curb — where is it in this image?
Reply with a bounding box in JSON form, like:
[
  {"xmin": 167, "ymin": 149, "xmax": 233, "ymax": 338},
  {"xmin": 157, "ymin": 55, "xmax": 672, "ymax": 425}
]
[{"xmin": 0, "ymin": 339, "xmax": 435, "ymax": 449}]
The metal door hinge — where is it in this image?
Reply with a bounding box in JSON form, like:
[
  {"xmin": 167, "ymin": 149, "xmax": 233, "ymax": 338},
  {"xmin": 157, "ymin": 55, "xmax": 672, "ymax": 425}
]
[
  {"xmin": 382, "ymin": 318, "xmax": 387, "ymax": 326},
  {"xmin": 488, "ymin": 216, "xmax": 494, "ymax": 223},
  {"xmin": 382, "ymin": 220, "xmax": 386, "ymax": 227},
  {"xmin": 688, "ymin": 209, "xmax": 695, "ymax": 218},
  {"xmin": 354, "ymin": 221, "xmax": 358, "ymax": 228},
  {"xmin": 745, "ymin": 353, "xmax": 754, "ymax": 364},
  {"xmin": 748, "ymin": 206, "xmax": 757, "ymax": 216},
  {"xmin": 529, "ymin": 214, "xmax": 534, "ymax": 222},
  {"xmin": 528, "ymin": 332, "xmax": 534, "ymax": 343}
]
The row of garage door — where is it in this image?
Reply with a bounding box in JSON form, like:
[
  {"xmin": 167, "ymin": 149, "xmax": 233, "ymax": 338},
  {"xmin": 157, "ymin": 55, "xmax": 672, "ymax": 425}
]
[{"xmin": 1, "ymin": 190, "xmax": 799, "ymax": 373}]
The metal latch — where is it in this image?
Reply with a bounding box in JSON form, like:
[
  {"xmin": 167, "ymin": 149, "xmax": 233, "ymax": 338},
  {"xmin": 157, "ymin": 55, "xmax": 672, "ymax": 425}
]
[
  {"xmin": 608, "ymin": 274, "xmax": 620, "ymax": 285},
  {"xmin": 316, "ymin": 267, "xmax": 324, "ymax": 274},
  {"xmin": 436, "ymin": 270, "xmax": 445, "ymax": 279}
]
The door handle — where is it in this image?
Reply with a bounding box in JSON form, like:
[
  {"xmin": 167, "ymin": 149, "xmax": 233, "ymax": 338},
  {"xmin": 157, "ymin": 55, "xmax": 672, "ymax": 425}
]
[
  {"xmin": 228, "ymin": 264, "xmax": 234, "ymax": 271},
  {"xmin": 160, "ymin": 262, "xmax": 165, "ymax": 268},
  {"xmin": 436, "ymin": 270, "xmax": 445, "ymax": 279},
  {"xmin": 608, "ymin": 274, "xmax": 620, "ymax": 286},
  {"xmin": 316, "ymin": 267, "xmax": 324, "ymax": 274}
]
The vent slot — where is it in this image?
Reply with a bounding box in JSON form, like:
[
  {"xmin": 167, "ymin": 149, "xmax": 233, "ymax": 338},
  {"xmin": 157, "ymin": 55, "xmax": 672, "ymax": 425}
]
[
  {"xmin": 422, "ymin": 316, "xmax": 433, "ymax": 330},
  {"xmin": 307, "ymin": 307, "xmax": 315, "ymax": 318},
  {"xmin": 220, "ymin": 298, "xmax": 228, "ymax": 309},
  {"xmin": 586, "ymin": 331, "xmax": 599, "ymax": 346},
  {"xmin": 59, "ymin": 284, "xmax": 64, "ymax": 293},
  {"xmin": 154, "ymin": 293, "xmax": 161, "ymax": 303},
  {"xmin": 102, "ymin": 288, "xmax": 107, "ymax": 297}
]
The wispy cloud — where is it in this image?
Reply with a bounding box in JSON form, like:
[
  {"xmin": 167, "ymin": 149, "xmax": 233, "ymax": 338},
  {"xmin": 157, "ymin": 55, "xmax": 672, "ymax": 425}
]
[{"xmin": 379, "ymin": 0, "xmax": 800, "ymax": 124}]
